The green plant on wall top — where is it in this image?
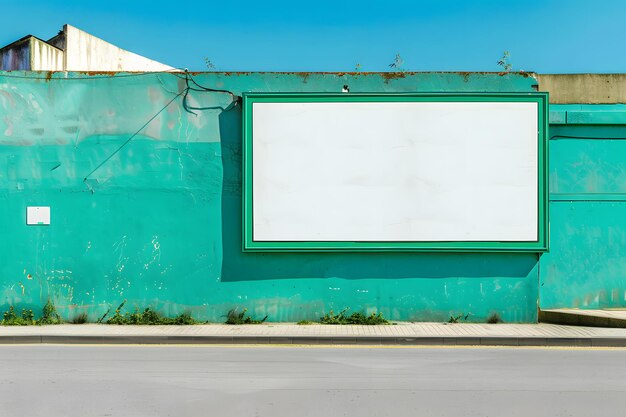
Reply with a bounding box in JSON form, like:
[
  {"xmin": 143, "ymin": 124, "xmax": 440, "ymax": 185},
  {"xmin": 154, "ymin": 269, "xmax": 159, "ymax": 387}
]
[
  {"xmin": 388, "ymin": 53, "xmax": 405, "ymax": 72},
  {"xmin": 497, "ymin": 51, "xmax": 512, "ymax": 72},
  {"xmin": 204, "ymin": 57, "xmax": 216, "ymax": 70}
]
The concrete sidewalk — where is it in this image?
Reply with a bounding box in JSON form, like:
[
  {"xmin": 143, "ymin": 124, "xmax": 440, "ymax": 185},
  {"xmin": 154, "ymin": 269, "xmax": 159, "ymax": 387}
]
[{"xmin": 3, "ymin": 322, "xmax": 626, "ymax": 346}]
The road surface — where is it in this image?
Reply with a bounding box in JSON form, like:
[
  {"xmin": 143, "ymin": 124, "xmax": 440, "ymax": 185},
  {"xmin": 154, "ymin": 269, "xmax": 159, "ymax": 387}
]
[{"xmin": 0, "ymin": 345, "xmax": 624, "ymax": 416}]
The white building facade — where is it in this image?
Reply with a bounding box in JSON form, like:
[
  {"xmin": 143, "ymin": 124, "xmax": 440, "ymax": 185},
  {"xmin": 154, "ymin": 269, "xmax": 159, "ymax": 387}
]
[{"xmin": 0, "ymin": 24, "xmax": 174, "ymax": 72}]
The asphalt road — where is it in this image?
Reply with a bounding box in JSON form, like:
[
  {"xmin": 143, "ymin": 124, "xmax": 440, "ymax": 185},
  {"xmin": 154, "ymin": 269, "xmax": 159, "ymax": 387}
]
[{"xmin": 0, "ymin": 345, "xmax": 625, "ymax": 417}]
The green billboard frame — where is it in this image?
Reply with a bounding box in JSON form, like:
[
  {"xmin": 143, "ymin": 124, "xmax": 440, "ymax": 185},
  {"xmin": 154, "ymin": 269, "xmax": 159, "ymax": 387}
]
[{"xmin": 243, "ymin": 92, "xmax": 549, "ymax": 252}]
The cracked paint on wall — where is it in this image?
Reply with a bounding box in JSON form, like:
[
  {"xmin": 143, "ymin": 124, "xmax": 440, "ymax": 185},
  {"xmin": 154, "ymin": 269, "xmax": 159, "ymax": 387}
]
[{"xmin": 0, "ymin": 71, "xmax": 542, "ymax": 322}]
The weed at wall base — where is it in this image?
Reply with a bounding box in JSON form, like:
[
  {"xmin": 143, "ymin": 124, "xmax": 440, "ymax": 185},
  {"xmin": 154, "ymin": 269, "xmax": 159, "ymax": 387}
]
[
  {"xmin": 1, "ymin": 300, "xmax": 62, "ymax": 326},
  {"xmin": 2, "ymin": 306, "xmax": 35, "ymax": 326},
  {"xmin": 104, "ymin": 301, "xmax": 199, "ymax": 325},
  {"xmin": 319, "ymin": 308, "xmax": 390, "ymax": 325},
  {"xmin": 225, "ymin": 308, "xmax": 268, "ymax": 324},
  {"xmin": 448, "ymin": 313, "xmax": 471, "ymax": 324},
  {"xmin": 486, "ymin": 312, "xmax": 503, "ymax": 324},
  {"xmin": 71, "ymin": 312, "xmax": 89, "ymax": 324},
  {"xmin": 38, "ymin": 300, "xmax": 62, "ymax": 325}
]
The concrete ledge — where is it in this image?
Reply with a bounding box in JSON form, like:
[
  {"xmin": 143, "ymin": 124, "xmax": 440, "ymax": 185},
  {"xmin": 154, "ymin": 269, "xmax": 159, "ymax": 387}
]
[
  {"xmin": 1, "ymin": 334, "xmax": 626, "ymax": 347},
  {"xmin": 540, "ymin": 309, "xmax": 626, "ymax": 328},
  {"xmin": 538, "ymin": 74, "xmax": 626, "ymax": 104}
]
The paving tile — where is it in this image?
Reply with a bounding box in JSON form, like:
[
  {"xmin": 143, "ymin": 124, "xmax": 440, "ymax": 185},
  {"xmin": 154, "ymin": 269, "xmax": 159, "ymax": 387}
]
[
  {"xmin": 546, "ymin": 338, "xmax": 592, "ymax": 347},
  {"xmin": 590, "ymin": 338, "xmax": 626, "ymax": 347},
  {"xmin": 232, "ymin": 336, "xmax": 264, "ymax": 344},
  {"xmin": 517, "ymin": 338, "xmax": 548, "ymax": 346},
  {"xmin": 443, "ymin": 337, "xmax": 458, "ymax": 345},
  {"xmin": 166, "ymin": 336, "xmax": 201, "ymax": 344},
  {"xmin": 607, "ymin": 318, "xmax": 626, "ymax": 328},
  {"xmin": 268, "ymin": 337, "xmax": 290, "ymax": 344},
  {"xmin": 479, "ymin": 337, "xmax": 519, "ymax": 346},
  {"xmin": 353, "ymin": 337, "xmax": 382, "ymax": 345},
  {"xmin": 106, "ymin": 336, "xmax": 169, "ymax": 344},
  {"xmin": 332, "ymin": 337, "xmax": 357, "ymax": 345},
  {"xmin": 454, "ymin": 337, "xmax": 481, "ymax": 346},
  {"xmin": 0, "ymin": 336, "xmax": 41, "ymax": 344},
  {"xmin": 42, "ymin": 335, "xmax": 104, "ymax": 344},
  {"xmin": 378, "ymin": 337, "xmax": 400, "ymax": 345},
  {"xmin": 291, "ymin": 337, "xmax": 319, "ymax": 345},
  {"xmin": 396, "ymin": 337, "xmax": 445, "ymax": 345},
  {"xmin": 194, "ymin": 336, "xmax": 234, "ymax": 344}
]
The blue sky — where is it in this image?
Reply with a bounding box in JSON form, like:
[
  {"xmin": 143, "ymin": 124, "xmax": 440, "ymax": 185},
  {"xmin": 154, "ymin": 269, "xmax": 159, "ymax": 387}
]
[{"xmin": 1, "ymin": 0, "xmax": 624, "ymax": 73}]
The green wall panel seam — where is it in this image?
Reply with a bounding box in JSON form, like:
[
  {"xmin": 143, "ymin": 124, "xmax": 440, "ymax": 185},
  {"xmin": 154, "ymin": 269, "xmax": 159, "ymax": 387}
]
[{"xmin": 550, "ymin": 193, "xmax": 626, "ymax": 202}]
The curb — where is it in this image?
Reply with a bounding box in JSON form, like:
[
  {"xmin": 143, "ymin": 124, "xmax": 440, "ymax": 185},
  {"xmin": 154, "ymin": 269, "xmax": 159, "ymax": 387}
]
[{"xmin": 1, "ymin": 335, "xmax": 626, "ymax": 347}]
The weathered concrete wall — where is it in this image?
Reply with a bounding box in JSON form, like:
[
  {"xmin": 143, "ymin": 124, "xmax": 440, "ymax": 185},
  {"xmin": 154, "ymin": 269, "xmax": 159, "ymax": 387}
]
[
  {"xmin": 30, "ymin": 38, "xmax": 64, "ymax": 71},
  {"xmin": 0, "ymin": 71, "xmax": 540, "ymax": 322},
  {"xmin": 0, "ymin": 37, "xmax": 31, "ymax": 71},
  {"xmin": 63, "ymin": 25, "xmax": 174, "ymax": 72},
  {"xmin": 538, "ymin": 74, "xmax": 626, "ymax": 104}
]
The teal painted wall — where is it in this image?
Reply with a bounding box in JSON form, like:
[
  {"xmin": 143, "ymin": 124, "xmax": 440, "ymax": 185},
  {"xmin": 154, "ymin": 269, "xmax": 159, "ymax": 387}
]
[
  {"xmin": 0, "ymin": 71, "xmax": 540, "ymax": 322},
  {"xmin": 541, "ymin": 107, "xmax": 626, "ymax": 309}
]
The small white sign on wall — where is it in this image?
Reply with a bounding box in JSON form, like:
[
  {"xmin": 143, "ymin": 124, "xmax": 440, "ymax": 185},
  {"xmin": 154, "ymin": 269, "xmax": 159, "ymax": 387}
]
[{"xmin": 26, "ymin": 206, "xmax": 50, "ymax": 225}]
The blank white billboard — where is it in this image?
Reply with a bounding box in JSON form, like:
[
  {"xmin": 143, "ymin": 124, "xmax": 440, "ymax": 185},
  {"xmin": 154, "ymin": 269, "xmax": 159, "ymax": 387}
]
[{"xmin": 245, "ymin": 94, "xmax": 547, "ymax": 251}]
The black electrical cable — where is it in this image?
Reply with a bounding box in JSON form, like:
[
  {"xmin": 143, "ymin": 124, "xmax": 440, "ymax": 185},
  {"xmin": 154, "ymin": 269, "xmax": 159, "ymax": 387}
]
[
  {"xmin": 82, "ymin": 89, "xmax": 185, "ymax": 181},
  {"xmin": 81, "ymin": 71, "xmax": 239, "ymax": 182},
  {"xmin": 0, "ymin": 69, "xmax": 240, "ymax": 111},
  {"xmin": 180, "ymin": 70, "xmax": 239, "ymax": 114},
  {"xmin": 3, "ymin": 69, "xmax": 239, "ymax": 182}
]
